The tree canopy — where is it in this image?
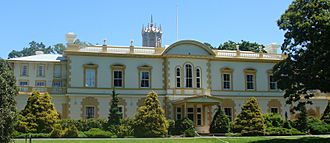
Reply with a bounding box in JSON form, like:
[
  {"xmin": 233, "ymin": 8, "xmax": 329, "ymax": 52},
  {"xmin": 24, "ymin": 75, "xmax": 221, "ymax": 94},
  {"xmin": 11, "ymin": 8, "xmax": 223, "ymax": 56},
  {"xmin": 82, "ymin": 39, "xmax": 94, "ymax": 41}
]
[
  {"xmin": 0, "ymin": 59, "xmax": 18, "ymax": 143},
  {"xmin": 272, "ymin": 0, "xmax": 330, "ymax": 111},
  {"xmin": 204, "ymin": 40, "xmax": 266, "ymax": 53},
  {"xmin": 8, "ymin": 39, "xmax": 94, "ymax": 58},
  {"xmin": 107, "ymin": 89, "xmax": 121, "ymax": 129}
]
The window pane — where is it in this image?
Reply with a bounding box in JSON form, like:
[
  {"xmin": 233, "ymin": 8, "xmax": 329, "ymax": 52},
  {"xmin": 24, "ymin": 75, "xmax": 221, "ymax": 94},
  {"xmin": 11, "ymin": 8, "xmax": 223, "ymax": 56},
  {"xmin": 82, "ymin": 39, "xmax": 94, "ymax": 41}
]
[
  {"xmin": 185, "ymin": 64, "xmax": 193, "ymax": 88},
  {"xmin": 86, "ymin": 107, "xmax": 95, "ymax": 119},
  {"xmin": 113, "ymin": 70, "xmax": 123, "ymax": 87},
  {"xmin": 54, "ymin": 65, "xmax": 61, "ymax": 78},
  {"xmin": 86, "ymin": 69, "xmax": 96, "ymax": 87}
]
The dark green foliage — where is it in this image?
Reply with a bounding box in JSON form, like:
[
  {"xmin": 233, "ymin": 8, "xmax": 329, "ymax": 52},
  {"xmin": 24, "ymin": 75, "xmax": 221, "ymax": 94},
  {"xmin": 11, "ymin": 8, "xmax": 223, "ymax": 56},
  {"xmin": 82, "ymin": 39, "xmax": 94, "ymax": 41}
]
[
  {"xmin": 16, "ymin": 91, "xmax": 59, "ymax": 133},
  {"xmin": 263, "ymin": 113, "xmax": 284, "ymax": 128},
  {"xmin": 321, "ymin": 100, "xmax": 330, "ymax": 124},
  {"xmin": 50, "ymin": 124, "xmax": 63, "ymax": 138},
  {"xmin": 116, "ymin": 120, "xmax": 134, "ymax": 138},
  {"xmin": 273, "ymin": 0, "xmax": 330, "ymax": 111},
  {"xmin": 15, "ymin": 133, "xmax": 50, "ymax": 138},
  {"xmin": 295, "ymin": 104, "xmax": 308, "ymax": 132},
  {"xmin": 83, "ymin": 128, "xmax": 113, "ymax": 138},
  {"xmin": 283, "ymin": 121, "xmax": 292, "ymax": 129},
  {"xmin": 173, "ymin": 118, "xmax": 195, "ymax": 135},
  {"xmin": 63, "ymin": 124, "xmax": 79, "ymax": 138},
  {"xmin": 307, "ymin": 117, "xmax": 330, "ymax": 134},
  {"xmin": 0, "ymin": 59, "xmax": 18, "ymax": 143},
  {"xmin": 218, "ymin": 40, "xmax": 266, "ymax": 53},
  {"xmin": 8, "ymin": 39, "xmax": 94, "ymax": 58},
  {"xmin": 234, "ymin": 97, "xmax": 265, "ymax": 135},
  {"xmin": 58, "ymin": 119, "xmax": 107, "ymax": 131},
  {"xmin": 210, "ymin": 105, "xmax": 230, "ymax": 133},
  {"xmin": 107, "ymin": 89, "xmax": 121, "ymax": 130},
  {"xmin": 265, "ymin": 127, "xmax": 304, "ymax": 135},
  {"xmin": 133, "ymin": 91, "xmax": 169, "ymax": 137},
  {"xmin": 167, "ymin": 120, "xmax": 176, "ymax": 135},
  {"xmin": 184, "ymin": 128, "xmax": 196, "ymax": 137}
]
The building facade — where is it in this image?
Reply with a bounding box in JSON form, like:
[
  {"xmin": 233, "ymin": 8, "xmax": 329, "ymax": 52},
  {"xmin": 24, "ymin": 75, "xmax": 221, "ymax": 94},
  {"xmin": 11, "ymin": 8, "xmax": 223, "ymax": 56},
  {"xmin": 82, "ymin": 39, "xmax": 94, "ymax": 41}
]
[{"xmin": 9, "ymin": 33, "xmax": 329, "ymax": 133}]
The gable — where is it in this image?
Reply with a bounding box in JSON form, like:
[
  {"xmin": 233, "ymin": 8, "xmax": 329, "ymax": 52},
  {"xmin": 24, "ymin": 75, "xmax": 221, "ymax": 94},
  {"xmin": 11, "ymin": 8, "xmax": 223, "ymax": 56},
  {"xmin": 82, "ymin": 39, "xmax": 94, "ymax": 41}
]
[{"xmin": 162, "ymin": 40, "xmax": 215, "ymax": 57}]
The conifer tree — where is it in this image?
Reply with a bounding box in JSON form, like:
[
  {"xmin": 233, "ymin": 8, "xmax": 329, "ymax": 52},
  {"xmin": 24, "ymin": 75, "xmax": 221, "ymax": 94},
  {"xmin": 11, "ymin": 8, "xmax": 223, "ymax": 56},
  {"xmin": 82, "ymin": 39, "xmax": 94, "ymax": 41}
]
[
  {"xmin": 295, "ymin": 103, "xmax": 308, "ymax": 132},
  {"xmin": 209, "ymin": 105, "xmax": 230, "ymax": 133},
  {"xmin": 107, "ymin": 89, "xmax": 121, "ymax": 129},
  {"xmin": 133, "ymin": 91, "xmax": 169, "ymax": 137},
  {"xmin": 321, "ymin": 100, "xmax": 330, "ymax": 124},
  {"xmin": 234, "ymin": 97, "xmax": 265, "ymax": 135},
  {"xmin": 16, "ymin": 91, "xmax": 59, "ymax": 133},
  {"xmin": 0, "ymin": 59, "xmax": 18, "ymax": 143}
]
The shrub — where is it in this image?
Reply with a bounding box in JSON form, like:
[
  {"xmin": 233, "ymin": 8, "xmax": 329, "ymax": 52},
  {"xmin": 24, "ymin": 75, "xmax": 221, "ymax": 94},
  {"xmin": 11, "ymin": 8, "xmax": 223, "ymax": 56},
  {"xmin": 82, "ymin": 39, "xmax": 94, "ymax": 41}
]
[
  {"xmin": 63, "ymin": 124, "xmax": 79, "ymax": 138},
  {"xmin": 263, "ymin": 113, "xmax": 284, "ymax": 128},
  {"xmin": 265, "ymin": 127, "xmax": 304, "ymax": 135},
  {"xmin": 174, "ymin": 118, "xmax": 195, "ymax": 135},
  {"xmin": 283, "ymin": 120, "xmax": 292, "ymax": 129},
  {"xmin": 15, "ymin": 133, "xmax": 50, "ymax": 138},
  {"xmin": 210, "ymin": 105, "xmax": 230, "ymax": 133},
  {"xmin": 184, "ymin": 128, "xmax": 196, "ymax": 137},
  {"xmin": 295, "ymin": 104, "xmax": 308, "ymax": 132},
  {"xmin": 133, "ymin": 91, "xmax": 169, "ymax": 137},
  {"xmin": 49, "ymin": 124, "xmax": 63, "ymax": 138},
  {"xmin": 83, "ymin": 128, "xmax": 113, "ymax": 138},
  {"xmin": 234, "ymin": 97, "xmax": 265, "ymax": 135},
  {"xmin": 308, "ymin": 117, "xmax": 330, "ymax": 134},
  {"xmin": 58, "ymin": 119, "xmax": 106, "ymax": 131},
  {"xmin": 116, "ymin": 119, "xmax": 134, "ymax": 138},
  {"xmin": 168, "ymin": 120, "xmax": 176, "ymax": 136},
  {"xmin": 321, "ymin": 100, "xmax": 330, "ymax": 124}
]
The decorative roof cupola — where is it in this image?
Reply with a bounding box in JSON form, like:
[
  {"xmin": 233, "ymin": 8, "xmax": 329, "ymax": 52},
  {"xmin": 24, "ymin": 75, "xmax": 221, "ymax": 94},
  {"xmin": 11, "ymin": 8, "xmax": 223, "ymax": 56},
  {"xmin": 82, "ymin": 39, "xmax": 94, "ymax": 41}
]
[{"xmin": 142, "ymin": 15, "xmax": 162, "ymax": 47}]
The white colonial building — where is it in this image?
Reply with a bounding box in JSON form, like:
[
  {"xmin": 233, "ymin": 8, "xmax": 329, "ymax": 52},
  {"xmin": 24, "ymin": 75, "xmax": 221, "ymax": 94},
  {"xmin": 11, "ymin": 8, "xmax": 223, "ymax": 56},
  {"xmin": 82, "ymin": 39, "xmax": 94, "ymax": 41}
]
[{"xmin": 8, "ymin": 19, "xmax": 329, "ymax": 133}]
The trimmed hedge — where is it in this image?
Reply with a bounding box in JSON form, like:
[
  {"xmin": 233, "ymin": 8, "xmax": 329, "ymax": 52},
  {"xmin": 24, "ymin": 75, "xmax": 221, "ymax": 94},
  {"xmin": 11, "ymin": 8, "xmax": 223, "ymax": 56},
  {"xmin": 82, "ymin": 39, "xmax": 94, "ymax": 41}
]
[
  {"xmin": 58, "ymin": 119, "xmax": 107, "ymax": 131},
  {"xmin": 83, "ymin": 128, "xmax": 113, "ymax": 138},
  {"xmin": 265, "ymin": 127, "xmax": 304, "ymax": 135}
]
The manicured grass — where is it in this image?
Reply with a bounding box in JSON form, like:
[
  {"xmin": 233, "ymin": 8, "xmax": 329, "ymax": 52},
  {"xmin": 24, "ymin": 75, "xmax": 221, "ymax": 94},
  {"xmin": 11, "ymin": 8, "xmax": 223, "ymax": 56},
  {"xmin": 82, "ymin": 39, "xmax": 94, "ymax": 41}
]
[{"xmin": 14, "ymin": 136, "xmax": 330, "ymax": 143}]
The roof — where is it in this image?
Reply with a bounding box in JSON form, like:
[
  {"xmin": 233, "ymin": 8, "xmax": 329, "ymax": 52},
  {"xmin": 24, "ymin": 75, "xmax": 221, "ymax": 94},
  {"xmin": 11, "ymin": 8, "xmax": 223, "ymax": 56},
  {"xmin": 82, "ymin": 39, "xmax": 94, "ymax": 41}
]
[{"xmin": 8, "ymin": 54, "xmax": 64, "ymax": 62}]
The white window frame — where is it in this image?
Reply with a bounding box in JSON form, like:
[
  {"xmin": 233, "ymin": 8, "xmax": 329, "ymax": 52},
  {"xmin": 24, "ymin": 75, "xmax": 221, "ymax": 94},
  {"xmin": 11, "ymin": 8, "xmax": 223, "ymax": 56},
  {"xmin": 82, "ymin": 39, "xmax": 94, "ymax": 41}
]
[
  {"xmin": 21, "ymin": 63, "xmax": 28, "ymax": 76},
  {"xmin": 222, "ymin": 73, "xmax": 231, "ymax": 90},
  {"xmin": 19, "ymin": 81, "xmax": 29, "ymax": 86},
  {"xmin": 176, "ymin": 67, "xmax": 181, "ymax": 88},
  {"xmin": 184, "ymin": 64, "xmax": 193, "ymax": 88},
  {"xmin": 196, "ymin": 107, "xmax": 202, "ymax": 126},
  {"xmin": 140, "ymin": 71, "xmax": 150, "ymax": 88},
  {"xmin": 35, "ymin": 80, "xmax": 46, "ymax": 87},
  {"xmin": 269, "ymin": 75, "xmax": 277, "ymax": 90},
  {"xmin": 196, "ymin": 67, "xmax": 201, "ymax": 88},
  {"xmin": 113, "ymin": 70, "xmax": 123, "ymax": 88},
  {"xmin": 246, "ymin": 74, "xmax": 255, "ymax": 90},
  {"xmin": 53, "ymin": 64, "xmax": 62, "ymax": 78},
  {"xmin": 176, "ymin": 107, "xmax": 182, "ymax": 120},
  {"xmin": 85, "ymin": 68, "xmax": 96, "ymax": 87},
  {"xmin": 37, "ymin": 64, "xmax": 45, "ymax": 77},
  {"xmin": 85, "ymin": 106, "xmax": 95, "ymax": 119}
]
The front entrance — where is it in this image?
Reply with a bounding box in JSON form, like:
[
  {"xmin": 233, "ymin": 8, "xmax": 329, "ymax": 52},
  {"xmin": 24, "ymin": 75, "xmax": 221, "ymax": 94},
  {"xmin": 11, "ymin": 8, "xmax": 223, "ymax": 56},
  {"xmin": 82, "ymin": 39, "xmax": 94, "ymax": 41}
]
[{"xmin": 172, "ymin": 95, "xmax": 222, "ymax": 133}]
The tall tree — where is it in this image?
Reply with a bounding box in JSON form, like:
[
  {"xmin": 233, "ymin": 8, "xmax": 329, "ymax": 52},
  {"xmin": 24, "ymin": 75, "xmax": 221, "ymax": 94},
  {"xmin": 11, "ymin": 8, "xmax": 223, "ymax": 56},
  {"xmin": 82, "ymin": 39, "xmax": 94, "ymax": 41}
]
[
  {"xmin": 107, "ymin": 89, "xmax": 121, "ymax": 128},
  {"xmin": 218, "ymin": 40, "xmax": 266, "ymax": 53},
  {"xmin": 133, "ymin": 91, "xmax": 168, "ymax": 137},
  {"xmin": 321, "ymin": 100, "xmax": 330, "ymax": 124},
  {"xmin": 234, "ymin": 97, "xmax": 265, "ymax": 135},
  {"xmin": 16, "ymin": 91, "xmax": 59, "ymax": 133},
  {"xmin": 209, "ymin": 105, "xmax": 230, "ymax": 133},
  {"xmin": 0, "ymin": 59, "xmax": 18, "ymax": 143},
  {"xmin": 295, "ymin": 103, "xmax": 308, "ymax": 132},
  {"xmin": 273, "ymin": 0, "xmax": 330, "ymax": 111}
]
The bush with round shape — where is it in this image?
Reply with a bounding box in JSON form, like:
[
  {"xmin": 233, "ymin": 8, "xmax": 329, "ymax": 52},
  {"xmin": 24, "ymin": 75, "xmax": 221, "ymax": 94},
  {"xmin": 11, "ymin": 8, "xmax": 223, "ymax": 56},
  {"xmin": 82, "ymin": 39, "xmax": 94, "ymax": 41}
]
[{"xmin": 209, "ymin": 105, "xmax": 230, "ymax": 133}]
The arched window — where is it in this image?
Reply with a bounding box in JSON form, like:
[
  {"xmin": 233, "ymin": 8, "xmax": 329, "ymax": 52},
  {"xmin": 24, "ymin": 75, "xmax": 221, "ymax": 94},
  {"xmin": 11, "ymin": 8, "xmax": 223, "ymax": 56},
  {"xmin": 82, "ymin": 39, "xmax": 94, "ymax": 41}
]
[
  {"xmin": 196, "ymin": 68, "xmax": 201, "ymax": 88},
  {"xmin": 185, "ymin": 64, "xmax": 193, "ymax": 88},
  {"xmin": 176, "ymin": 67, "xmax": 181, "ymax": 88}
]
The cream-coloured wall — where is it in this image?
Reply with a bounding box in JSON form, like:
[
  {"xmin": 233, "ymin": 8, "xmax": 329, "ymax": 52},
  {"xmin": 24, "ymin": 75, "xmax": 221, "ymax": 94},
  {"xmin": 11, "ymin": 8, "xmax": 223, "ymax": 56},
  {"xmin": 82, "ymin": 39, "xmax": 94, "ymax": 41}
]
[
  {"xmin": 69, "ymin": 56, "xmax": 163, "ymax": 89},
  {"xmin": 210, "ymin": 61, "xmax": 275, "ymax": 91}
]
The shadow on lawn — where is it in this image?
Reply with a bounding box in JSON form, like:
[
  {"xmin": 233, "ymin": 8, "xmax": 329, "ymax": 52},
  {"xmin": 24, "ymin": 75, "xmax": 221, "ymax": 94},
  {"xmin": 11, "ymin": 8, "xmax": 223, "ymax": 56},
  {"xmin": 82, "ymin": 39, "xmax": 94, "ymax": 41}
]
[{"xmin": 250, "ymin": 137, "xmax": 330, "ymax": 143}]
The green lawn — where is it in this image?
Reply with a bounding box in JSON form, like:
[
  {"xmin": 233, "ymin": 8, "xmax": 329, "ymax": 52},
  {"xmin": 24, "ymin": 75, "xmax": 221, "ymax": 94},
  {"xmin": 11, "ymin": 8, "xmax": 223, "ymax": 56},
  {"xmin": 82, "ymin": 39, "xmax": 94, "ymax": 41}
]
[{"xmin": 14, "ymin": 136, "xmax": 330, "ymax": 143}]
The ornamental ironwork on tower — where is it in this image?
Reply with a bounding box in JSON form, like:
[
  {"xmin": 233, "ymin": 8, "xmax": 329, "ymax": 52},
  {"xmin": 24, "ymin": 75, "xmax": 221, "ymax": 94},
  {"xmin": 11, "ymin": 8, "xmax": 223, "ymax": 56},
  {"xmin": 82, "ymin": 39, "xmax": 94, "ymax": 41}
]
[{"xmin": 142, "ymin": 15, "xmax": 162, "ymax": 47}]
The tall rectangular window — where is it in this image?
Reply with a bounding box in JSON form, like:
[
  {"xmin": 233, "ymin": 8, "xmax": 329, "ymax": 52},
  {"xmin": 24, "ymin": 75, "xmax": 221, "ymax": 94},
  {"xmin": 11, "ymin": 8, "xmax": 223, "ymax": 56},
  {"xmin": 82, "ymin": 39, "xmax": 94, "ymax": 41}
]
[
  {"xmin": 187, "ymin": 108, "xmax": 194, "ymax": 122},
  {"xmin": 196, "ymin": 68, "xmax": 201, "ymax": 88},
  {"xmin": 21, "ymin": 64, "xmax": 28, "ymax": 76},
  {"xmin": 269, "ymin": 75, "xmax": 277, "ymax": 90},
  {"xmin": 196, "ymin": 107, "xmax": 202, "ymax": 126},
  {"xmin": 37, "ymin": 64, "xmax": 45, "ymax": 77},
  {"xmin": 118, "ymin": 106, "xmax": 124, "ymax": 119},
  {"xmin": 140, "ymin": 71, "xmax": 150, "ymax": 88},
  {"xmin": 176, "ymin": 67, "xmax": 181, "ymax": 88},
  {"xmin": 85, "ymin": 106, "xmax": 95, "ymax": 119},
  {"xmin": 54, "ymin": 64, "xmax": 61, "ymax": 78},
  {"xmin": 246, "ymin": 74, "xmax": 255, "ymax": 90},
  {"xmin": 85, "ymin": 68, "xmax": 96, "ymax": 87},
  {"xmin": 222, "ymin": 73, "xmax": 231, "ymax": 90},
  {"xmin": 113, "ymin": 70, "xmax": 123, "ymax": 87},
  {"xmin": 185, "ymin": 64, "xmax": 193, "ymax": 88},
  {"xmin": 176, "ymin": 107, "xmax": 182, "ymax": 120},
  {"xmin": 224, "ymin": 108, "xmax": 233, "ymax": 121},
  {"xmin": 35, "ymin": 81, "xmax": 46, "ymax": 87}
]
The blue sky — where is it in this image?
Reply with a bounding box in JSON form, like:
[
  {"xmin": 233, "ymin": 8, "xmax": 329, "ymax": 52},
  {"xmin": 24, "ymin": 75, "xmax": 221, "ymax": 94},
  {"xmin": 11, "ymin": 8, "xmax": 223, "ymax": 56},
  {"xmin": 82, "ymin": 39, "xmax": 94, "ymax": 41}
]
[{"xmin": 0, "ymin": 0, "xmax": 293, "ymax": 58}]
